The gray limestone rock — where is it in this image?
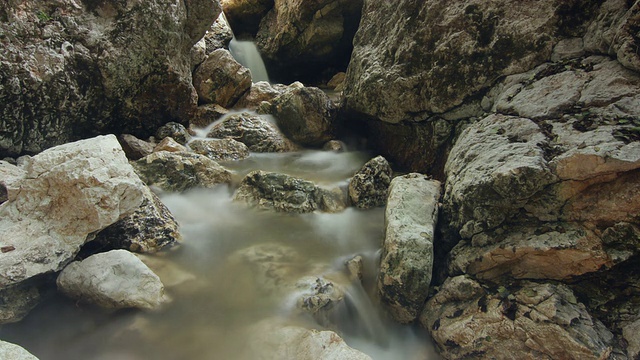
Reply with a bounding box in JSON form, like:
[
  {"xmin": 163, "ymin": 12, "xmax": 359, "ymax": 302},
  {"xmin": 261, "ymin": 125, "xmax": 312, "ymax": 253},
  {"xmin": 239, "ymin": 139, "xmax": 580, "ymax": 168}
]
[
  {"xmin": 378, "ymin": 174, "xmax": 441, "ymax": 323},
  {"xmin": 156, "ymin": 122, "xmax": 192, "ymax": 146},
  {"xmin": 348, "ymin": 156, "xmax": 392, "ymax": 209},
  {"xmin": 233, "ymin": 171, "xmax": 321, "ymax": 213},
  {"xmin": 0, "ymin": 340, "xmax": 39, "ymax": 360},
  {"xmin": 193, "ymin": 49, "xmax": 252, "ymax": 107},
  {"xmin": 189, "ymin": 138, "xmax": 251, "ymax": 162},
  {"xmin": 57, "ymin": 250, "xmax": 167, "ymax": 310},
  {"xmin": 206, "ymin": 112, "xmax": 297, "ymax": 152}
]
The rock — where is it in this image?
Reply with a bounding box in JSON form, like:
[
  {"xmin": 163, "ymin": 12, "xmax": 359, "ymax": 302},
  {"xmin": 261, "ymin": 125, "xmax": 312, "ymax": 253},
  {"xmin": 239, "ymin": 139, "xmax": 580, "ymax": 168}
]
[
  {"xmin": 203, "ymin": 12, "xmax": 235, "ymax": 53},
  {"xmin": 191, "ymin": 104, "xmax": 230, "ymax": 128},
  {"xmin": 255, "ymin": 0, "xmax": 363, "ymax": 83},
  {"xmin": 57, "ymin": 250, "xmax": 167, "ymax": 310},
  {"xmin": 191, "ymin": 37, "xmax": 208, "ymax": 69},
  {"xmin": 0, "ymin": 278, "xmax": 48, "ymax": 324},
  {"xmin": 345, "ymin": 255, "xmax": 363, "ymax": 282},
  {"xmin": 193, "ymin": 49, "xmax": 252, "ymax": 107},
  {"xmin": 622, "ymin": 319, "xmax": 640, "ymax": 359},
  {"xmin": 118, "ymin": 134, "xmax": 154, "ymax": 161},
  {"xmin": 133, "ymin": 151, "xmax": 232, "ymax": 192},
  {"xmin": 322, "ymin": 140, "xmax": 346, "ymax": 152},
  {"xmin": 189, "ymin": 138, "xmax": 251, "ymax": 162},
  {"xmin": 420, "ymin": 276, "xmax": 614, "ymax": 360},
  {"xmin": 221, "ymin": 0, "xmax": 274, "ymax": 37},
  {"xmin": 234, "ymin": 81, "xmax": 283, "ymax": 110},
  {"xmin": 153, "ymin": 137, "xmax": 188, "ymax": 153},
  {"xmin": 271, "ymin": 87, "xmax": 336, "ymax": 147},
  {"xmin": 156, "ymin": 122, "xmax": 191, "ymax": 145},
  {"xmin": 342, "ymin": 0, "xmax": 601, "ymax": 124},
  {"xmin": 551, "ymin": 38, "xmax": 585, "ymax": 62},
  {"xmin": 93, "ymin": 187, "xmax": 182, "ymax": 253},
  {"xmin": 233, "ymin": 171, "xmax": 322, "ymax": 213},
  {"xmin": 316, "ymin": 185, "xmax": 349, "ymax": 213},
  {"xmin": 378, "ymin": 174, "xmax": 441, "ymax": 323},
  {"xmin": 327, "ymin": 72, "xmax": 346, "ymax": 91},
  {"xmin": 136, "ymin": 254, "xmax": 196, "ymax": 288},
  {"xmin": 244, "ymin": 318, "xmax": 372, "ymax": 360},
  {"xmin": 348, "ymin": 156, "xmax": 392, "ymax": 209},
  {"xmin": 206, "ymin": 112, "xmax": 297, "ymax": 152},
  {"xmin": 0, "ymin": 340, "xmax": 39, "ymax": 360},
  {"xmin": 0, "ymin": 135, "xmax": 145, "ymax": 287},
  {"xmin": 0, "ymin": 0, "xmax": 220, "ymax": 157}
]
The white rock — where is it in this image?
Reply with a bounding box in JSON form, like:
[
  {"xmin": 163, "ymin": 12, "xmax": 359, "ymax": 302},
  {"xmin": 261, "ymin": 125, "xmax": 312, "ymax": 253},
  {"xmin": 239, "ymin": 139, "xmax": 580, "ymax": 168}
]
[
  {"xmin": 622, "ymin": 319, "xmax": 640, "ymax": 359},
  {"xmin": 0, "ymin": 135, "xmax": 146, "ymax": 287},
  {"xmin": 57, "ymin": 250, "xmax": 167, "ymax": 310},
  {"xmin": 0, "ymin": 340, "xmax": 39, "ymax": 360}
]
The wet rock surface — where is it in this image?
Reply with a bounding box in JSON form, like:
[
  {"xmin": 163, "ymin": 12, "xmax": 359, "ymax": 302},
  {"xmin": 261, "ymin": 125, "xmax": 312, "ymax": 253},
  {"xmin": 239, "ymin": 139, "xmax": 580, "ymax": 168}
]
[
  {"xmin": 206, "ymin": 112, "xmax": 297, "ymax": 152},
  {"xmin": 133, "ymin": 151, "xmax": 232, "ymax": 193},
  {"xmin": 189, "ymin": 138, "xmax": 251, "ymax": 162},
  {"xmin": 348, "ymin": 156, "xmax": 392, "ymax": 209},
  {"xmin": 234, "ymin": 171, "xmax": 322, "ymax": 213}
]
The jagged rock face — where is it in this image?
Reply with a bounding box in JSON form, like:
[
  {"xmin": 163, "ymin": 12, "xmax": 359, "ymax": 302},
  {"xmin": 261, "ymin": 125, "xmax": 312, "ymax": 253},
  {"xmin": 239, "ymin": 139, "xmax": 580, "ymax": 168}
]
[
  {"xmin": 255, "ymin": 0, "xmax": 363, "ymax": 84},
  {"xmin": 193, "ymin": 49, "xmax": 252, "ymax": 107},
  {"xmin": 378, "ymin": 174, "xmax": 441, "ymax": 323},
  {"xmin": 420, "ymin": 276, "xmax": 614, "ymax": 360},
  {"xmin": 271, "ymin": 87, "xmax": 336, "ymax": 147},
  {"xmin": 56, "ymin": 250, "xmax": 167, "ymax": 310},
  {"xmin": 0, "ymin": 0, "xmax": 220, "ymax": 158},
  {"xmin": 0, "ymin": 135, "xmax": 145, "ymax": 288}
]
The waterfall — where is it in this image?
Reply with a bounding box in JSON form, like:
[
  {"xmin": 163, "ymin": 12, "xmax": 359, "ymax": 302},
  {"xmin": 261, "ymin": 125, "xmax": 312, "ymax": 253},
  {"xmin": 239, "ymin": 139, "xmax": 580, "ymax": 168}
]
[{"xmin": 229, "ymin": 37, "xmax": 270, "ymax": 83}]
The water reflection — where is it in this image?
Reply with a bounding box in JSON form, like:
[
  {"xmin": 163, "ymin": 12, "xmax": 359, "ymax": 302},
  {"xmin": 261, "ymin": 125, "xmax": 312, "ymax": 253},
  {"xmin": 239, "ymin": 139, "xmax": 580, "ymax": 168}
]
[{"xmin": 0, "ymin": 150, "xmax": 437, "ymax": 360}]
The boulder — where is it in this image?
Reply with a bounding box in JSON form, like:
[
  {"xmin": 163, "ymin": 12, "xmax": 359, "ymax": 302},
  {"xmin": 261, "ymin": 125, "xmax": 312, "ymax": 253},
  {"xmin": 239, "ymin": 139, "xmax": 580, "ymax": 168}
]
[
  {"xmin": 93, "ymin": 186, "xmax": 182, "ymax": 253},
  {"xmin": 348, "ymin": 156, "xmax": 392, "ymax": 209},
  {"xmin": 221, "ymin": 0, "xmax": 274, "ymax": 37},
  {"xmin": 57, "ymin": 250, "xmax": 167, "ymax": 310},
  {"xmin": 623, "ymin": 319, "xmax": 640, "ymax": 359},
  {"xmin": 244, "ymin": 318, "xmax": 372, "ymax": 360},
  {"xmin": 133, "ymin": 151, "xmax": 232, "ymax": 192},
  {"xmin": 189, "ymin": 138, "xmax": 251, "ymax": 162},
  {"xmin": 255, "ymin": 0, "xmax": 364, "ymax": 83},
  {"xmin": 193, "ymin": 49, "xmax": 252, "ymax": 107},
  {"xmin": 234, "ymin": 81, "xmax": 283, "ymax": 110},
  {"xmin": 342, "ymin": 0, "xmax": 601, "ymax": 124},
  {"xmin": 0, "ymin": 135, "xmax": 145, "ymax": 287},
  {"xmin": 420, "ymin": 276, "xmax": 614, "ymax": 360},
  {"xmin": 206, "ymin": 112, "xmax": 297, "ymax": 152},
  {"xmin": 191, "ymin": 104, "xmax": 230, "ymax": 128},
  {"xmin": 378, "ymin": 174, "xmax": 441, "ymax": 323},
  {"xmin": 117, "ymin": 134, "xmax": 154, "ymax": 161},
  {"xmin": 203, "ymin": 12, "xmax": 235, "ymax": 53},
  {"xmin": 271, "ymin": 87, "xmax": 336, "ymax": 147},
  {"xmin": 155, "ymin": 122, "xmax": 192, "ymax": 145},
  {"xmin": 233, "ymin": 171, "xmax": 322, "ymax": 213},
  {"xmin": 153, "ymin": 137, "xmax": 188, "ymax": 153},
  {"xmin": 0, "ymin": 0, "xmax": 219, "ymax": 157},
  {"xmin": 0, "ymin": 340, "xmax": 39, "ymax": 360}
]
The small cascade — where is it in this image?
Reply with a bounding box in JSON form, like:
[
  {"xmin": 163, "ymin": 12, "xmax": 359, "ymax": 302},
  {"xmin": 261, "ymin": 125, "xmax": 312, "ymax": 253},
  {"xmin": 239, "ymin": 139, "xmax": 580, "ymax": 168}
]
[{"xmin": 229, "ymin": 37, "xmax": 270, "ymax": 83}]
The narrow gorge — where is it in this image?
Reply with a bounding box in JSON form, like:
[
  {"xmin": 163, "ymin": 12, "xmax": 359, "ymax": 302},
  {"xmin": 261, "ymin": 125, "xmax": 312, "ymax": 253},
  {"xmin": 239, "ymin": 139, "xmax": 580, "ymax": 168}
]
[{"xmin": 1, "ymin": 0, "xmax": 639, "ymax": 359}]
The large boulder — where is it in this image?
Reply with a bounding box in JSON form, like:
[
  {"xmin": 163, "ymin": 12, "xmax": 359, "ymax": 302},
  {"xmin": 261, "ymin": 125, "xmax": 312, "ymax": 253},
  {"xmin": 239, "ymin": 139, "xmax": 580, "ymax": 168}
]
[
  {"xmin": 57, "ymin": 250, "xmax": 167, "ymax": 310},
  {"xmin": 189, "ymin": 138, "xmax": 251, "ymax": 162},
  {"xmin": 0, "ymin": 135, "xmax": 145, "ymax": 287},
  {"xmin": 378, "ymin": 174, "xmax": 441, "ymax": 323},
  {"xmin": 0, "ymin": 340, "xmax": 39, "ymax": 360},
  {"xmin": 133, "ymin": 151, "xmax": 232, "ymax": 192},
  {"xmin": 420, "ymin": 276, "xmax": 614, "ymax": 360},
  {"xmin": 255, "ymin": 0, "xmax": 364, "ymax": 83},
  {"xmin": 0, "ymin": 0, "xmax": 219, "ymax": 158},
  {"xmin": 193, "ymin": 49, "xmax": 252, "ymax": 107},
  {"xmin": 206, "ymin": 112, "xmax": 297, "ymax": 152},
  {"xmin": 221, "ymin": 0, "xmax": 274, "ymax": 37},
  {"xmin": 271, "ymin": 87, "xmax": 336, "ymax": 147},
  {"xmin": 93, "ymin": 187, "xmax": 182, "ymax": 253}
]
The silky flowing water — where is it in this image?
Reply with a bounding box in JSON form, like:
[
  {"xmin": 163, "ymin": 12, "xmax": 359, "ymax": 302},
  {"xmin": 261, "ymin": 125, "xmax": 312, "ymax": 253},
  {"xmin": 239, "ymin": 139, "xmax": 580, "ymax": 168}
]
[{"xmin": 0, "ymin": 142, "xmax": 437, "ymax": 359}]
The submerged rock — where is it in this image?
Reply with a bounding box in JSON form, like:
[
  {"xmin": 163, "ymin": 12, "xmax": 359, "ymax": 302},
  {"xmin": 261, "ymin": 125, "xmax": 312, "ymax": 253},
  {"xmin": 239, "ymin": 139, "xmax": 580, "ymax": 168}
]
[
  {"xmin": 271, "ymin": 87, "xmax": 336, "ymax": 147},
  {"xmin": 206, "ymin": 112, "xmax": 297, "ymax": 152},
  {"xmin": 0, "ymin": 0, "xmax": 219, "ymax": 157},
  {"xmin": 0, "ymin": 135, "xmax": 145, "ymax": 288},
  {"xmin": 93, "ymin": 186, "xmax": 182, "ymax": 253},
  {"xmin": 348, "ymin": 156, "xmax": 392, "ymax": 209},
  {"xmin": 378, "ymin": 174, "xmax": 441, "ymax": 323},
  {"xmin": 57, "ymin": 250, "xmax": 167, "ymax": 310},
  {"xmin": 133, "ymin": 151, "xmax": 232, "ymax": 192},
  {"xmin": 0, "ymin": 340, "xmax": 39, "ymax": 360},
  {"xmin": 189, "ymin": 138, "xmax": 251, "ymax": 162},
  {"xmin": 193, "ymin": 49, "xmax": 252, "ymax": 107},
  {"xmin": 420, "ymin": 276, "xmax": 614, "ymax": 360},
  {"xmin": 0, "ymin": 278, "xmax": 49, "ymax": 324}
]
